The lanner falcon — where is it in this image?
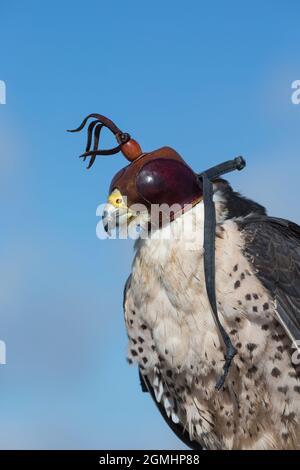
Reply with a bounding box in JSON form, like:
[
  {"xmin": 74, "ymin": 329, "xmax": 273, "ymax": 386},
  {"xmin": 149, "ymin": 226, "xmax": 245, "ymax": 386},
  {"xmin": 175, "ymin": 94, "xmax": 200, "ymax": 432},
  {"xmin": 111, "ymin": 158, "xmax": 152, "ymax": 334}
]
[{"xmin": 69, "ymin": 113, "xmax": 300, "ymax": 450}]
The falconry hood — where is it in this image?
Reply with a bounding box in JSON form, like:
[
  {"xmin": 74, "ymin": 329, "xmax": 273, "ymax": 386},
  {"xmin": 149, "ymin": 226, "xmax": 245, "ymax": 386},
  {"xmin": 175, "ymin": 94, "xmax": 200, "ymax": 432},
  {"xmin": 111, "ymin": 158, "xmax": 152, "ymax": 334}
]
[{"xmin": 68, "ymin": 113, "xmax": 202, "ymax": 210}]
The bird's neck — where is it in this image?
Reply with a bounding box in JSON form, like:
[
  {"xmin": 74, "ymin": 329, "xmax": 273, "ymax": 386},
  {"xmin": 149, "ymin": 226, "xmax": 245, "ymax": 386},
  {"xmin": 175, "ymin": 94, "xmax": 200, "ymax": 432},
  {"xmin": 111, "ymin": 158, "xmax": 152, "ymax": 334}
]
[{"xmin": 134, "ymin": 193, "xmax": 227, "ymax": 268}]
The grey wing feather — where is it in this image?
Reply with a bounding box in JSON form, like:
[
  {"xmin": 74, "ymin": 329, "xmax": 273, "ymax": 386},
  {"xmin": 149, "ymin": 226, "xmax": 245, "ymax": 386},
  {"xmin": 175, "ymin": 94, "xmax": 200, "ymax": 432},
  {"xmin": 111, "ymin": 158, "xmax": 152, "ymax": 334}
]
[{"xmin": 239, "ymin": 216, "xmax": 300, "ymax": 342}]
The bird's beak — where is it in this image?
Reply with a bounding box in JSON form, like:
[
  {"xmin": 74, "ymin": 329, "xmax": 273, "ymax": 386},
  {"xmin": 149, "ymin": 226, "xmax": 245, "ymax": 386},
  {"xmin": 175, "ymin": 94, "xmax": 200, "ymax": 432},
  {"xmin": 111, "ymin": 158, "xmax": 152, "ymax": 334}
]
[
  {"xmin": 102, "ymin": 204, "xmax": 130, "ymax": 234},
  {"xmin": 102, "ymin": 189, "xmax": 134, "ymax": 235}
]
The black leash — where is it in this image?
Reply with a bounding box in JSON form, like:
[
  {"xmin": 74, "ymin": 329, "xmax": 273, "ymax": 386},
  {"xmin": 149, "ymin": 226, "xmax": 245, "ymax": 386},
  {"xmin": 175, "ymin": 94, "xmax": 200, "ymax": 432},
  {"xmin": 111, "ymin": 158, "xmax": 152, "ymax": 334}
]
[{"xmin": 198, "ymin": 156, "xmax": 246, "ymax": 389}]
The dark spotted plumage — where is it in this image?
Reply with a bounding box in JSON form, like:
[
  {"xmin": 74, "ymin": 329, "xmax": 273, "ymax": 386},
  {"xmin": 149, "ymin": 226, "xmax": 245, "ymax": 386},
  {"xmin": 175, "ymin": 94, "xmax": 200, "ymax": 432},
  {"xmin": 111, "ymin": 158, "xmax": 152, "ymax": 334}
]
[{"xmin": 122, "ymin": 179, "xmax": 300, "ymax": 449}]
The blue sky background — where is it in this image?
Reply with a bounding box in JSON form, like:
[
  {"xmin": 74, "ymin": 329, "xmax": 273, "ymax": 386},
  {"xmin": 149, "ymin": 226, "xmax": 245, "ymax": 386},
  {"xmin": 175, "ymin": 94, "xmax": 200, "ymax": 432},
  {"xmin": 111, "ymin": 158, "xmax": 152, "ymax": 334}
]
[{"xmin": 0, "ymin": 0, "xmax": 300, "ymax": 449}]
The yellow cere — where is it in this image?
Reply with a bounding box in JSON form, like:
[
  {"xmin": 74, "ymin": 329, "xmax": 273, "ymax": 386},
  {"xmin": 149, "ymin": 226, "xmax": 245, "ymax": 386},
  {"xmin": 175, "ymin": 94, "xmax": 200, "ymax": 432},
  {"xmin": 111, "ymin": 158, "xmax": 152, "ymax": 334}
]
[{"xmin": 108, "ymin": 189, "xmax": 127, "ymax": 209}]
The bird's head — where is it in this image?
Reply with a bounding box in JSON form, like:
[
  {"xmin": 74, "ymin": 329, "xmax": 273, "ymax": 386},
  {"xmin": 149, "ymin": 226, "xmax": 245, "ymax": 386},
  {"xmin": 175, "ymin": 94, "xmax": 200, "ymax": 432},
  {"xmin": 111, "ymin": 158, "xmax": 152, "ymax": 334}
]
[{"xmin": 68, "ymin": 113, "xmax": 203, "ymax": 236}]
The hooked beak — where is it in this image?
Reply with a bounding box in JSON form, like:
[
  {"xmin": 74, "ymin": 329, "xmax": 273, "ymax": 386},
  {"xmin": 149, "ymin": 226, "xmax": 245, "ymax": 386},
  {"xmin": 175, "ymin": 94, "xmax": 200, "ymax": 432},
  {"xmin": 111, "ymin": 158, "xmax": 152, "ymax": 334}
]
[
  {"xmin": 102, "ymin": 188, "xmax": 149, "ymax": 236},
  {"xmin": 102, "ymin": 188, "xmax": 130, "ymax": 235},
  {"xmin": 102, "ymin": 203, "xmax": 130, "ymax": 235}
]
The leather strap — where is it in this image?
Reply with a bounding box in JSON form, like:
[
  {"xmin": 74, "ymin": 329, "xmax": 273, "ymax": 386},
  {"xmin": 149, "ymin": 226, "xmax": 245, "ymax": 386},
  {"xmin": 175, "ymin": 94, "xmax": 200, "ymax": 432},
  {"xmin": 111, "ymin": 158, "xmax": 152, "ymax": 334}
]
[{"xmin": 198, "ymin": 156, "xmax": 246, "ymax": 389}]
